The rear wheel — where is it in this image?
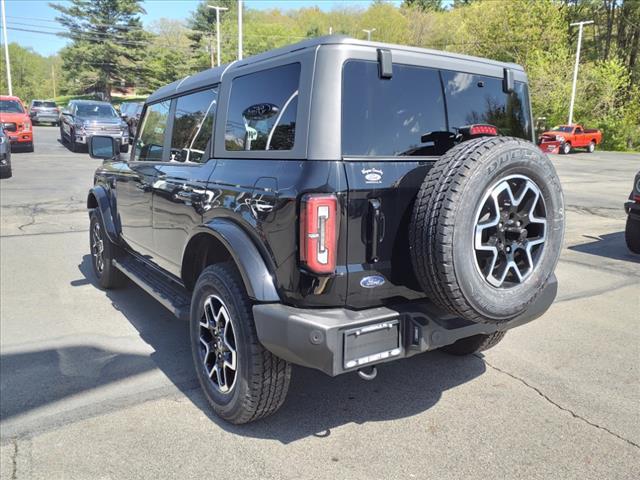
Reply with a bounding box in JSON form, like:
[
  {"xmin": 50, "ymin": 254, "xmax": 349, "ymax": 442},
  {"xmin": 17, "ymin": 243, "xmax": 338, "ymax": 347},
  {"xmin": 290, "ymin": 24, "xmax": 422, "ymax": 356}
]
[
  {"xmin": 587, "ymin": 141, "xmax": 596, "ymax": 153},
  {"xmin": 410, "ymin": 137, "xmax": 564, "ymax": 324},
  {"xmin": 441, "ymin": 331, "xmax": 506, "ymax": 356},
  {"xmin": 625, "ymin": 216, "xmax": 640, "ymax": 254},
  {"xmin": 190, "ymin": 264, "xmax": 291, "ymax": 424}
]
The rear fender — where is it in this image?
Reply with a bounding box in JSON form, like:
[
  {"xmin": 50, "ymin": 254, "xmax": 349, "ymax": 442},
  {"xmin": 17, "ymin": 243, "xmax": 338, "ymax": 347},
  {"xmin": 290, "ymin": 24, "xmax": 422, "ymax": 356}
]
[
  {"xmin": 87, "ymin": 186, "xmax": 119, "ymax": 244},
  {"xmin": 188, "ymin": 218, "xmax": 280, "ymax": 302}
]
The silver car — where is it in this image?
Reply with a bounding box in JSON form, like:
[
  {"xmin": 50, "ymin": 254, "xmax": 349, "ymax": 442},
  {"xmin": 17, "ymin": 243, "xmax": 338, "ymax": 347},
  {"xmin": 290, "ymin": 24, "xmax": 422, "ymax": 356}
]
[{"xmin": 29, "ymin": 100, "xmax": 60, "ymax": 125}]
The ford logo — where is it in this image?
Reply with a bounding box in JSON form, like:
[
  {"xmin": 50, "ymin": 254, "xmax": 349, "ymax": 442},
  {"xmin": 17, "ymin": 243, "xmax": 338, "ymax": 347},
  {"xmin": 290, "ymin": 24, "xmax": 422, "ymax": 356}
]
[
  {"xmin": 360, "ymin": 275, "xmax": 385, "ymax": 288},
  {"xmin": 365, "ymin": 172, "xmax": 382, "ymax": 183}
]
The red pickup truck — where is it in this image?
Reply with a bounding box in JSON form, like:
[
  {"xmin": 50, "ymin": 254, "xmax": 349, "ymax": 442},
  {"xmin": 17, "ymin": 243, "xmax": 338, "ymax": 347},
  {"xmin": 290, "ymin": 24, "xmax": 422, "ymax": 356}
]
[{"xmin": 539, "ymin": 124, "xmax": 602, "ymax": 155}]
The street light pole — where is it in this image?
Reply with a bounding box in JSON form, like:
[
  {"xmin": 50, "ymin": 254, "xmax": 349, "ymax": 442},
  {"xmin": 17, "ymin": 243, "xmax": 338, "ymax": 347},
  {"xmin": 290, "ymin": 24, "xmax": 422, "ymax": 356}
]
[
  {"xmin": 237, "ymin": 0, "xmax": 243, "ymax": 60},
  {"xmin": 1, "ymin": 0, "xmax": 12, "ymax": 96},
  {"xmin": 568, "ymin": 20, "xmax": 593, "ymax": 126},
  {"xmin": 362, "ymin": 28, "xmax": 376, "ymax": 41},
  {"xmin": 207, "ymin": 5, "xmax": 228, "ymax": 67}
]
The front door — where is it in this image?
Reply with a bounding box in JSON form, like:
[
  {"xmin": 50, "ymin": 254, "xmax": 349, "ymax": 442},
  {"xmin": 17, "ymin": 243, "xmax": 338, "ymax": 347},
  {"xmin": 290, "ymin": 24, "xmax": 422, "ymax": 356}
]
[
  {"xmin": 151, "ymin": 88, "xmax": 219, "ymax": 275},
  {"xmin": 116, "ymin": 99, "xmax": 171, "ymax": 258}
]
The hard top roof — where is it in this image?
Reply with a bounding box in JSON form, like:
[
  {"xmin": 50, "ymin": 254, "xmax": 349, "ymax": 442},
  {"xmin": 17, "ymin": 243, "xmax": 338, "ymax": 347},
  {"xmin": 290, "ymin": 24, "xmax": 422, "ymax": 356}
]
[
  {"xmin": 146, "ymin": 35, "xmax": 524, "ymax": 104},
  {"xmin": 69, "ymin": 99, "xmax": 113, "ymax": 105}
]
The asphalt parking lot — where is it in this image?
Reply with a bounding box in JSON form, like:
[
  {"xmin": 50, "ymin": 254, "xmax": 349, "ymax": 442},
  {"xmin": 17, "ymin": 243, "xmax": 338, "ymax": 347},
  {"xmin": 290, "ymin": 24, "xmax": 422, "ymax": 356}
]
[{"xmin": 1, "ymin": 126, "xmax": 639, "ymax": 479}]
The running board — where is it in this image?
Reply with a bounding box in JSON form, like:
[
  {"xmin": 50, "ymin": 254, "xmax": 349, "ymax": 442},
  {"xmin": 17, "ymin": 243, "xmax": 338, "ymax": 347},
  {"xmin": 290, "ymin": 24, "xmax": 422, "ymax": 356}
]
[{"xmin": 113, "ymin": 257, "xmax": 191, "ymax": 321}]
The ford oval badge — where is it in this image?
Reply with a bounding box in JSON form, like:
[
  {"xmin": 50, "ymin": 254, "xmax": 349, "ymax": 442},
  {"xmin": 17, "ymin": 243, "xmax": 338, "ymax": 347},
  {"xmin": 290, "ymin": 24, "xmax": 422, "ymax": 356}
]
[{"xmin": 360, "ymin": 275, "xmax": 385, "ymax": 288}]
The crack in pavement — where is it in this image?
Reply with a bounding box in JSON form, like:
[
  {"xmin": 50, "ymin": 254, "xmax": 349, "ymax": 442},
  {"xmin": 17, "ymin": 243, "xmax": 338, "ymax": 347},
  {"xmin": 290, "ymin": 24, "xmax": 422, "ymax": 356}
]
[
  {"xmin": 476, "ymin": 355, "xmax": 640, "ymax": 450},
  {"xmin": 10, "ymin": 439, "xmax": 18, "ymax": 480}
]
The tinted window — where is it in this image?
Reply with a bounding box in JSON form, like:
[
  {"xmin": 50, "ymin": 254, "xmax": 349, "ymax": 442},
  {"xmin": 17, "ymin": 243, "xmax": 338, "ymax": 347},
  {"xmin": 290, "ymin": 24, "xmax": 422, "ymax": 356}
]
[
  {"xmin": 43, "ymin": 102, "xmax": 57, "ymax": 108},
  {"xmin": 76, "ymin": 104, "xmax": 118, "ymax": 118},
  {"xmin": 170, "ymin": 88, "xmax": 218, "ymax": 164},
  {"xmin": 225, "ymin": 63, "xmax": 300, "ymax": 151},
  {"xmin": 342, "ymin": 61, "xmax": 447, "ymax": 156},
  {"xmin": 32, "ymin": 101, "xmax": 43, "ymax": 107},
  {"xmin": 134, "ymin": 100, "xmax": 171, "ymax": 162},
  {"xmin": 443, "ymin": 72, "xmax": 532, "ymax": 140},
  {"xmin": 1, "ymin": 100, "xmax": 25, "ymax": 114}
]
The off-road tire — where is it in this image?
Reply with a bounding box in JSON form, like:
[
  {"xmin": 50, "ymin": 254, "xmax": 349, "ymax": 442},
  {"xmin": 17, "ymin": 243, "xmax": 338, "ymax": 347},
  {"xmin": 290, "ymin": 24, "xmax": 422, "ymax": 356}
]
[
  {"xmin": 190, "ymin": 263, "xmax": 291, "ymax": 424},
  {"xmin": 410, "ymin": 137, "xmax": 564, "ymax": 324},
  {"xmin": 441, "ymin": 331, "xmax": 506, "ymax": 356},
  {"xmin": 625, "ymin": 216, "xmax": 640, "ymax": 254},
  {"xmin": 89, "ymin": 210, "xmax": 123, "ymax": 289}
]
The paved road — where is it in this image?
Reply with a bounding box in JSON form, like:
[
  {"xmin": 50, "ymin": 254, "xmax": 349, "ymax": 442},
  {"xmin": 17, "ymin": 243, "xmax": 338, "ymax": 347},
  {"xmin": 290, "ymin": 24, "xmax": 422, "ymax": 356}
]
[{"xmin": 1, "ymin": 126, "xmax": 639, "ymax": 479}]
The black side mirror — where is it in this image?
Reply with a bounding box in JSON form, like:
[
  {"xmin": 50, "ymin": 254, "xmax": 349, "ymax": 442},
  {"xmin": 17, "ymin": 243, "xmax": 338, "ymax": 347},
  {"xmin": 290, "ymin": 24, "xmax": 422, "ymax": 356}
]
[{"xmin": 90, "ymin": 135, "xmax": 117, "ymax": 160}]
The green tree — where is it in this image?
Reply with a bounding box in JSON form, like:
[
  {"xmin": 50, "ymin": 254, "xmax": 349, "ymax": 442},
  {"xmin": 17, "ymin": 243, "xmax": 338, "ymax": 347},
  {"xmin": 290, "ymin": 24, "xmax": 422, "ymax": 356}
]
[
  {"xmin": 144, "ymin": 19, "xmax": 192, "ymax": 91},
  {"xmin": 0, "ymin": 44, "xmax": 61, "ymax": 102},
  {"xmin": 50, "ymin": 0, "xmax": 149, "ymax": 100}
]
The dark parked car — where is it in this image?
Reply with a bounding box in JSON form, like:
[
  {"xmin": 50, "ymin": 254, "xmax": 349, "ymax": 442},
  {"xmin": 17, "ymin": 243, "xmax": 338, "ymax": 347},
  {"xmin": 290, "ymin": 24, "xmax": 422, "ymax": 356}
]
[
  {"xmin": 0, "ymin": 129, "xmax": 11, "ymax": 178},
  {"xmin": 119, "ymin": 101, "xmax": 143, "ymax": 141},
  {"xmin": 624, "ymin": 171, "xmax": 640, "ymax": 253},
  {"xmin": 87, "ymin": 36, "xmax": 564, "ymax": 424},
  {"xmin": 60, "ymin": 100, "xmax": 129, "ymax": 153},
  {"xmin": 29, "ymin": 100, "xmax": 60, "ymax": 125}
]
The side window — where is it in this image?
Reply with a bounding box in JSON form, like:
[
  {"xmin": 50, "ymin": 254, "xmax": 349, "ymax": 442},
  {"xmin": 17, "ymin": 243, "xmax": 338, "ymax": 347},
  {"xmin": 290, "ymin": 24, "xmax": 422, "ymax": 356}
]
[
  {"xmin": 342, "ymin": 61, "xmax": 447, "ymax": 156},
  {"xmin": 170, "ymin": 88, "xmax": 218, "ymax": 164},
  {"xmin": 442, "ymin": 71, "xmax": 532, "ymax": 140},
  {"xmin": 225, "ymin": 63, "xmax": 300, "ymax": 151},
  {"xmin": 134, "ymin": 100, "xmax": 171, "ymax": 162}
]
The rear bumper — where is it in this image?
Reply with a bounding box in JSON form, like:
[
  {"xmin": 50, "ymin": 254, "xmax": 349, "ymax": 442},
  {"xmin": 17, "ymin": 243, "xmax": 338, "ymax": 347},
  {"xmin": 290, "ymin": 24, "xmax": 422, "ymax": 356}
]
[
  {"xmin": 254, "ymin": 275, "xmax": 558, "ymax": 376},
  {"xmin": 31, "ymin": 113, "xmax": 59, "ymax": 122}
]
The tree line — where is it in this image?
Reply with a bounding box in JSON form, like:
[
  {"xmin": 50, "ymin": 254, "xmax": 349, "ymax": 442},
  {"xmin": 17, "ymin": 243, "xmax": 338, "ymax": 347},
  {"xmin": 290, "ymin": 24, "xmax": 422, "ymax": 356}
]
[{"xmin": 1, "ymin": 0, "xmax": 638, "ymax": 151}]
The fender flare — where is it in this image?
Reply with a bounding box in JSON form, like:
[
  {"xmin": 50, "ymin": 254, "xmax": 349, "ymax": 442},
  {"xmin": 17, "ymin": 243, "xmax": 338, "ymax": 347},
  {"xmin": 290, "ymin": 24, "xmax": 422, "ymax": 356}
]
[
  {"xmin": 187, "ymin": 218, "xmax": 280, "ymax": 302},
  {"xmin": 87, "ymin": 185, "xmax": 119, "ymax": 244}
]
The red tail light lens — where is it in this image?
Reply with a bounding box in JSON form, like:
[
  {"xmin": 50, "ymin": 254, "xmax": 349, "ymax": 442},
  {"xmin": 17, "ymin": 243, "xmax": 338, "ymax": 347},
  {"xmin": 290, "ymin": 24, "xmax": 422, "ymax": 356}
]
[
  {"xmin": 470, "ymin": 124, "xmax": 498, "ymax": 136},
  {"xmin": 300, "ymin": 194, "xmax": 338, "ymax": 274}
]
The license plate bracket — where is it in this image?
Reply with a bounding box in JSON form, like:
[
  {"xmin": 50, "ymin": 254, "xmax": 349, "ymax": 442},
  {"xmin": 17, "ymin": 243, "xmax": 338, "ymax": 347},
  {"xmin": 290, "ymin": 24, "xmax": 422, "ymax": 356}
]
[{"xmin": 343, "ymin": 320, "xmax": 401, "ymax": 369}]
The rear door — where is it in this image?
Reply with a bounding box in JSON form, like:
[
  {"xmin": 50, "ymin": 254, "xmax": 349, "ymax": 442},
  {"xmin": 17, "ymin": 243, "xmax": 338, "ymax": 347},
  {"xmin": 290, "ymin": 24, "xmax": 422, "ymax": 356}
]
[
  {"xmin": 341, "ymin": 59, "xmax": 534, "ymax": 308},
  {"xmin": 151, "ymin": 87, "xmax": 219, "ymax": 275}
]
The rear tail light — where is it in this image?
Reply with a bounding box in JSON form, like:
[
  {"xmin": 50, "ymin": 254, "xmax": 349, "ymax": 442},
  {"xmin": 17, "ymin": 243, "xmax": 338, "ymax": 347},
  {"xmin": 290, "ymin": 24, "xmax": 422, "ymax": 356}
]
[
  {"xmin": 300, "ymin": 194, "xmax": 338, "ymax": 274},
  {"xmin": 469, "ymin": 124, "xmax": 498, "ymax": 136}
]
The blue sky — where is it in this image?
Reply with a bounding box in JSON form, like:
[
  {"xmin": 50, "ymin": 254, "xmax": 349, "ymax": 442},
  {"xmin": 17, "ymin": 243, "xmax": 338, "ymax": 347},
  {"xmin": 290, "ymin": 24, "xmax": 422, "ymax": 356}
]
[{"xmin": 3, "ymin": 0, "xmax": 401, "ymax": 56}]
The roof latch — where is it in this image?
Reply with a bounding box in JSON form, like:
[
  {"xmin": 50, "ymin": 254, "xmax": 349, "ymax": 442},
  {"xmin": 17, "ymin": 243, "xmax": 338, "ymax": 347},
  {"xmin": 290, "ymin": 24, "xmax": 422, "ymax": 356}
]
[
  {"xmin": 377, "ymin": 48, "xmax": 393, "ymax": 79},
  {"xmin": 503, "ymin": 68, "xmax": 514, "ymax": 93}
]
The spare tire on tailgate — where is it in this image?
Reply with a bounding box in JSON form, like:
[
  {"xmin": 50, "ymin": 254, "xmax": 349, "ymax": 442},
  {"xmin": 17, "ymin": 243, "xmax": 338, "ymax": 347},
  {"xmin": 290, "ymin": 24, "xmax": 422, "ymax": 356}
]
[{"xmin": 409, "ymin": 137, "xmax": 564, "ymax": 324}]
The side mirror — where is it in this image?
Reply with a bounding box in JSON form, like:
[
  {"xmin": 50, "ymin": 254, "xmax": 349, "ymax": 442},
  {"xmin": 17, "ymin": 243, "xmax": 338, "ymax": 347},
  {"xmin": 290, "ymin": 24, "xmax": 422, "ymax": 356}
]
[{"xmin": 90, "ymin": 135, "xmax": 117, "ymax": 160}]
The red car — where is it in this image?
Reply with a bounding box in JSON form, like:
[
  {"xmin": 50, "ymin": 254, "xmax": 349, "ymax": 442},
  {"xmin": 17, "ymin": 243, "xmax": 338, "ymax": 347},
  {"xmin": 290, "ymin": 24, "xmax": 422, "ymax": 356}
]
[
  {"xmin": 0, "ymin": 96, "xmax": 34, "ymax": 152},
  {"xmin": 538, "ymin": 124, "xmax": 602, "ymax": 155}
]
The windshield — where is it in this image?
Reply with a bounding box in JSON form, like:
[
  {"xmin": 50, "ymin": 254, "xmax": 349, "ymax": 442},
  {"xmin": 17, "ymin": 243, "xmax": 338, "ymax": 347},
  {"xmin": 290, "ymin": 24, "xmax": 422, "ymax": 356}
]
[
  {"xmin": 551, "ymin": 126, "xmax": 573, "ymax": 133},
  {"xmin": 76, "ymin": 104, "xmax": 118, "ymax": 118},
  {"xmin": 1, "ymin": 100, "xmax": 25, "ymax": 114}
]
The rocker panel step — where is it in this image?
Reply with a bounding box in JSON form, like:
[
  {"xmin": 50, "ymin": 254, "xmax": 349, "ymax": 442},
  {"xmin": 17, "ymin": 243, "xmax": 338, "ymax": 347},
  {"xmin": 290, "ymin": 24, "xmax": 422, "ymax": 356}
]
[{"xmin": 113, "ymin": 256, "xmax": 191, "ymax": 321}]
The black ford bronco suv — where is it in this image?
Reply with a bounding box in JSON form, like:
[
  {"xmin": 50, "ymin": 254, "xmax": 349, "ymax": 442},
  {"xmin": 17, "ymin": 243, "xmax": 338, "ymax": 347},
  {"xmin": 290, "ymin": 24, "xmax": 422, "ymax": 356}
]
[{"xmin": 87, "ymin": 36, "xmax": 564, "ymax": 424}]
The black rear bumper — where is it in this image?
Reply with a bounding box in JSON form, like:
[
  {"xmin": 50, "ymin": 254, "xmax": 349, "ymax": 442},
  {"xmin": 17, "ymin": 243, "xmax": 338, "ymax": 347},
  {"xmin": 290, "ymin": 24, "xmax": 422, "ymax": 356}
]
[{"xmin": 254, "ymin": 275, "xmax": 557, "ymax": 376}]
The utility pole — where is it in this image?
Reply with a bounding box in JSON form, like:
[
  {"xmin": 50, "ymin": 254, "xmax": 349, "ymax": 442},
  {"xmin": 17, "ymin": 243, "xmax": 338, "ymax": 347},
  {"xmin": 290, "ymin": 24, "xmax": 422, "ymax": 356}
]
[
  {"xmin": 237, "ymin": 0, "xmax": 243, "ymax": 60},
  {"xmin": 1, "ymin": 0, "xmax": 12, "ymax": 96},
  {"xmin": 208, "ymin": 35, "xmax": 214, "ymax": 68},
  {"xmin": 362, "ymin": 28, "xmax": 376, "ymax": 41},
  {"xmin": 568, "ymin": 20, "xmax": 593, "ymax": 126},
  {"xmin": 51, "ymin": 64, "xmax": 56, "ymax": 98},
  {"xmin": 207, "ymin": 5, "xmax": 228, "ymax": 67}
]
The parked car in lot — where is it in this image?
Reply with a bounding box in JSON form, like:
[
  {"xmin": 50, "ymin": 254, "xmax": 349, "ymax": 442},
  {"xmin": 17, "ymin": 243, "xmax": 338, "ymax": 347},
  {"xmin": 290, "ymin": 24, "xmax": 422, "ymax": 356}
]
[
  {"xmin": 60, "ymin": 100, "xmax": 129, "ymax": 153},
  {"xmin": 0, "ymin": 95, "xmax": 34, "ymax": 152},
  {"xmin": 29, "ymin": 99, "xmax": 60, "ymax": 125},
  {"xmin": 86, "ymin": 36, "xmax": 564, "ymax": 424},
  {"xmin": 624, "ymin": 171, "xmax": 640, "ymax": 253},
  {"xmin": 538, "ymin": 124, "xmax": 602, "ymax": 154},
  {"xmin": 119, "ymin": 101, "xmax": 143, "ymax": 141},
  {"xmin": 0, "ymin": 129, "xmax": 11, "ymax": 178}
]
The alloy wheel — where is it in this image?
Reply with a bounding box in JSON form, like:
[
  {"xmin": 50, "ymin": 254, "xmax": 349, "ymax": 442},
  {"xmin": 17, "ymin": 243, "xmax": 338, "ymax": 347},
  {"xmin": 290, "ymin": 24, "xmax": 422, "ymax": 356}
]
[
  {"xmin": 91, "ymin": 222, "xmax": 105, "ymax": 274},
  {"xmin": 473, "ymin": 175, "xmax": 547, "ymax": 288},
  {"xmin": 199, "ymin": 295, "xmax": 238, "ymax": 394}
]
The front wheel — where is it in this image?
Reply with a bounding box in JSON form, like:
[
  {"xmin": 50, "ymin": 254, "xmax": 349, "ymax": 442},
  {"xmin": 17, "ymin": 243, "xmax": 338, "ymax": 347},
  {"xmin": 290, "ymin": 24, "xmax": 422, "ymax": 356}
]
[
  {"xmin": 625, "ymin": 216, "xmax": 640, "ymax": 254},
  {"xmin": 561, "ymin": 142, "xmax": 571, "ymax": 155},
  {"xmin": 190, "ymin": 264, "xmax": 291, "ymax": 424},
  {"xmin": 89, "ymin": 210, "xmax": 123, "ymax": 289}
]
